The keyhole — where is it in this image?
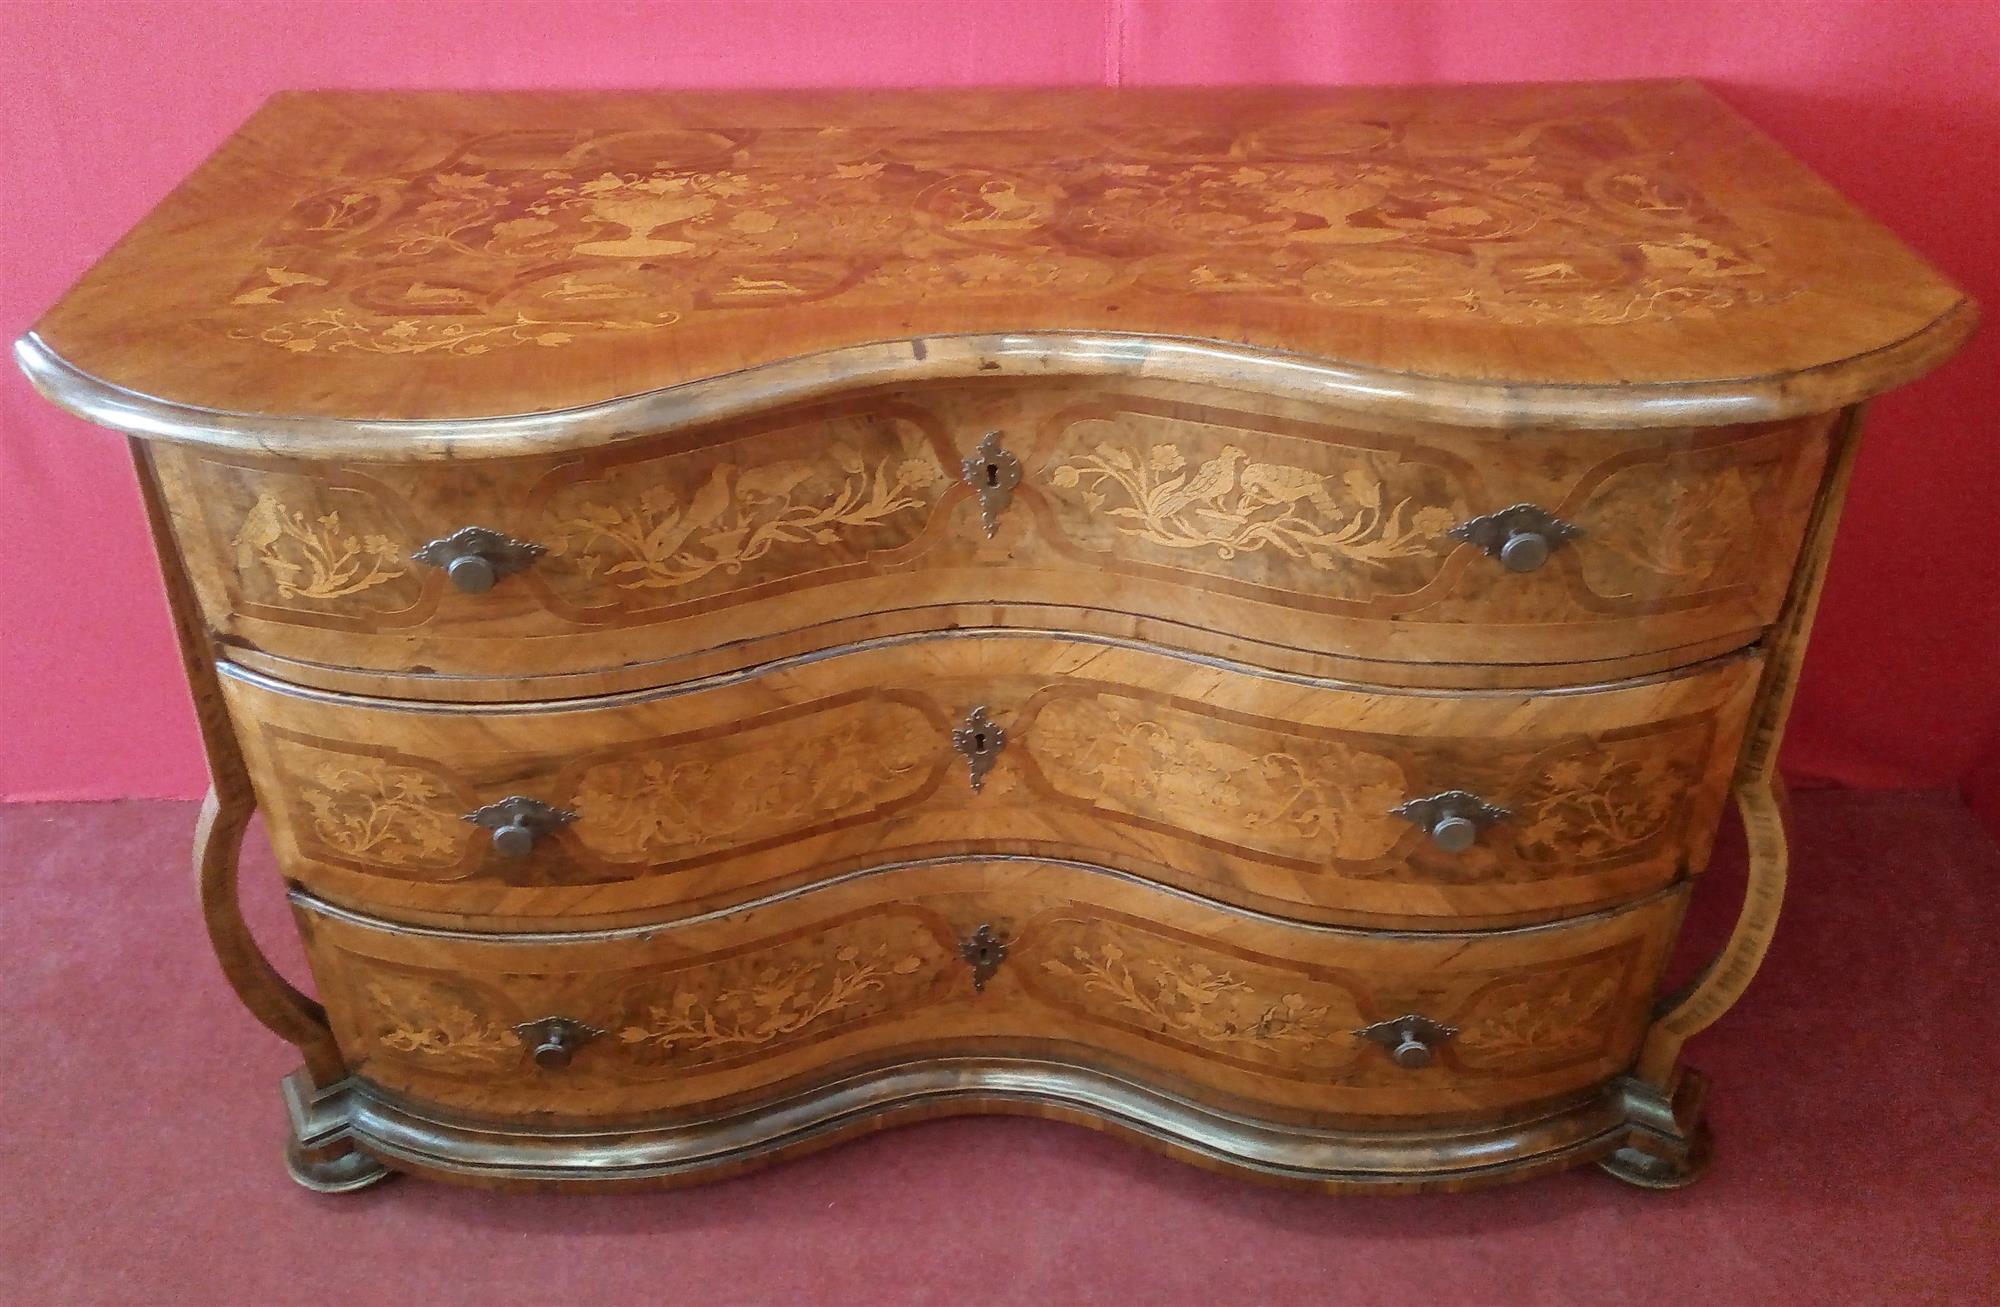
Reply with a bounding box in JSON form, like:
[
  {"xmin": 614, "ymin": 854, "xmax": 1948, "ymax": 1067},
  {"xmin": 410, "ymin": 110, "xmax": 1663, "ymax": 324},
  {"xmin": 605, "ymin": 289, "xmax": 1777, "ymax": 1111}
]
[
  {"xmin": 972, "ymin": 731, "xmax": 988, "ymax": 751},
  {"xmin": 983, "ymin": 462, "xmax": 1000, "ymax": 487}
]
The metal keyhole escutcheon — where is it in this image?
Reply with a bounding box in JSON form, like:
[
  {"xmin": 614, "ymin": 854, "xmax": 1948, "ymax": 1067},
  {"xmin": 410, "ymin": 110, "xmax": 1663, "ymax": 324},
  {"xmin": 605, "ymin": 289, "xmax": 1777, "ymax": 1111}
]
[
  {"xmin": 959, "ymin": 924, "xmax": 1009, "ymax": 991},
  {"xmin": 960, "ymin": 431, "xmax": 1022, "ymax": 537},
  {"xmin": 952, "ymin": 706, "xmax": 1006, "ymax": 792}
]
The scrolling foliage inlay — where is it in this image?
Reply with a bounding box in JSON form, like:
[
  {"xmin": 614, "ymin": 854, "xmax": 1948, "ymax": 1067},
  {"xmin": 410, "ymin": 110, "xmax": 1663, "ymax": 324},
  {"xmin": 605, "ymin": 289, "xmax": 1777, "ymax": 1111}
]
[
  {"xmin": 1039, "ymin": 937, "xmax": 1341, "ymax": 1053},
  {"xmin": 231, "ymin": 492, "xmax": 408, "ymax": 600},
  {"xmin": 339, "ymin": 905, "xmax": 1641, "ymax": 1085},
  {"xmin": 1025, "ymin": 913, "xmax": 1639, "ymax": 1078},
  {"xmin": 1029, "ymin": 692, "xmax": 1410, "ymax": 863},
  {"xmin": 568, "ymin": 699, "xmax": 939, "ymax": 863},
  {"xmin": 1513, "ymin": 734, "xmax": 1704, "ymax": 861},
  {"xmin": 299, "ymin": 758, "xmax": 465, "ymax": 871},
  {"xmin": 1036, "ymin": 407, "xmax": 1468, "ymax": 603},
  {"xmin": 540, "ymin": 423, "xmax": 947, "ymax": 604},
  {"xmin": 366, "ymin": 979, "xmax": 520, "ymax": 1062},
  {"xmin": 1024, "ymin": 689, "xmax": 1714, "ymax": 875},
  {"xmin": 1453, "ymin": 962, "xmax": 1626, "ymax": 1067},
  {"xmin": 265, "ymin": 696, "xmax": 942, "ymax": 883},
  {"xmin": 1050, "ymin": 441, "xmax": 1459, "ymax": 570},
  {"xmin": 351, "ymin": 911, "xmax": 953, "ymax": 1076},
  {"xmin": 223, "ymin": 112, "xmax": 1786, "ymax": 355},
  {"xmin": 616, "ymin": 939, "xmax": 931, "ymax": 1062},
  {"xmin": 1572, "ymin": 448, "xmax": 1790, "ymax": 602}
]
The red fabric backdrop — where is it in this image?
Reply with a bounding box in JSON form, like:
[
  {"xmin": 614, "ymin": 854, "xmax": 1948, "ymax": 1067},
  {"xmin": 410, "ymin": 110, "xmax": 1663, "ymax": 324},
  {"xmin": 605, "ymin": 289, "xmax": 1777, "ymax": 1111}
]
[{"xmin": 3, "ymin": 1, "xmax": 1995, "ymax": 832}]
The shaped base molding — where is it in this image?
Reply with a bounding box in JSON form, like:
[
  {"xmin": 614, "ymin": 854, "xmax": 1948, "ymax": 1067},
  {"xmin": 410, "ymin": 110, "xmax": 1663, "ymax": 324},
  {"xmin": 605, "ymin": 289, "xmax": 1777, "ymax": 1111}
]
[
  {"xmin": 281, "ymin": 1073, "xmax": 395, "ymax": 1193},
  {"xmin": 279, "ymin": 1061, "xmax": 1715, "ymax": 1194},
  {"xmin": 1595, "ymin": 1066, "xmax": 1715, "ymax": 1189}
]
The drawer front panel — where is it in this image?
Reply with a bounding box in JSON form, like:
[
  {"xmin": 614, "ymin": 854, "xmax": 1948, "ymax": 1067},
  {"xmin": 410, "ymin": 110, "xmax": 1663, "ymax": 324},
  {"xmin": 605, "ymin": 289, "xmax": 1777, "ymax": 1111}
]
[
  {"xmin": 152, "ymin": 380, "xmax": 1831, "ymax": 682},
  {"xmin": 224, "ymin": 636, "xmax": 1757, "ymax": 928},
  {"xmin": 297, "ymin": 863, "xmax": 1686, "ymax": 1124}
]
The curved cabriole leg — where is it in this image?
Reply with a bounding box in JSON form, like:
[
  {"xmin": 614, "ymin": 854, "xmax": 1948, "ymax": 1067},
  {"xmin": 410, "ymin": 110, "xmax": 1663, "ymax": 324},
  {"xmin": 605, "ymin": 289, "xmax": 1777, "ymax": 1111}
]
[
  {"xmin": 193, "ymin": 788, "xmax": 345, "ymax": 1081},
  {"xmin": 1607, "ymin": 407, "xmax": 1864, "ymax": 1190},
  {"xmin": 1600, "ymin": 776, "xmax": 1789, "ymax": 1190},
  {"xmin": 136, "ymin": 439, "xmax": 392, "ymax": 1193},
  {"xmin": 194, "ymin": 788, "xmax": 392, "ymax": 1194}
]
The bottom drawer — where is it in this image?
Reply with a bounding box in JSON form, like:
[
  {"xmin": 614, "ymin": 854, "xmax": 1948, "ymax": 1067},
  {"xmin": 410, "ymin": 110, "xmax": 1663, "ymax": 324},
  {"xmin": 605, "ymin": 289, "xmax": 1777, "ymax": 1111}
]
[{"xmin": 298, "ymin": 861, "xmax": 1684, "ymax": 1126}]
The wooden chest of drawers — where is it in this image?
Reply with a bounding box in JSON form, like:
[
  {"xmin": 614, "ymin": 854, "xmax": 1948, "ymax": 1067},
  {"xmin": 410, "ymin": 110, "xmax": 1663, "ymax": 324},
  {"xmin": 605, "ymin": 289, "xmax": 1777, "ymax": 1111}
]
[{"xmin": 20, "ymin": 83, "xmax": 1972, "ymax": 1194}]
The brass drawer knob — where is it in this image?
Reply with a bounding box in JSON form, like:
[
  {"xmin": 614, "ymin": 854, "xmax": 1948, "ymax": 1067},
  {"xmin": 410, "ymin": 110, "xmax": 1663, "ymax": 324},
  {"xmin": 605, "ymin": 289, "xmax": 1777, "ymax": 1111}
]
[
  {"xmin": 463, "ymin": 796, "xmax": 578, "ymax": 857},
  {"xmin": 412, "ymin": 526, "xmax": 547, "ymax": 593},
  {"xmin": 1355, "ymin": 1014, "xmax": 1458, "ymax": 1069},
  {"xmin": 513, "ymin": 1016, "xmax": 603, "ymax": 1070},
  {"xmin": 1430, "ymin": 813, "xmax": 1480, "ymax": 853},
  {"xmin": 447, "ymin": 554, "xmax": 496, "ymax": 593},
  {"xmin": 1392, "ymin": 790, "xmax": 1510, "ymax": 852},
  {"xmin": 1449, "ymin": 504, "xmax": 1582, "ymax": 574}
]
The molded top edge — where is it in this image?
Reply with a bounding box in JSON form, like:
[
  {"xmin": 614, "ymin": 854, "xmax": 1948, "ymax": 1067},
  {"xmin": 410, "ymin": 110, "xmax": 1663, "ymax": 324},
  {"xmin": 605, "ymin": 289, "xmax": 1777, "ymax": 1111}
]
[{"xmin": 14, "ymin": 307, "xmax": 1977, "ymax": 459}]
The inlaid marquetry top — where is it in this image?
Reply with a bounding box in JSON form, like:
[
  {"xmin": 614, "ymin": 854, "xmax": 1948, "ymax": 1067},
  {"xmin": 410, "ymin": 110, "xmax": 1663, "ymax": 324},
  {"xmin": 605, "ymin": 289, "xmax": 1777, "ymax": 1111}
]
[{"xmin": 19, "ymin": 82, "xmax": 1974, "ymax": 447}]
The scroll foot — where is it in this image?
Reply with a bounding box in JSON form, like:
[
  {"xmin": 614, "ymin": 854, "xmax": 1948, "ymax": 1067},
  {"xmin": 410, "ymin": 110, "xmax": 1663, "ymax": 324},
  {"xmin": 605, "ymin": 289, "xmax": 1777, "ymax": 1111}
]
[
  {"xmin": 281, "ymin": 1066, "xmax": 394, "ymax": 1194},
  {"xmin": 1599, "ymin": 1068, "xmax": 1714, "ymax": 1190},
  {"xmin": 285, "ymin": 1134, "xmax": 392, "ymax": 1194},
  {"xmin": 1599, "ymin": 1127, "xmax": 1713, "ymax": 1189}
]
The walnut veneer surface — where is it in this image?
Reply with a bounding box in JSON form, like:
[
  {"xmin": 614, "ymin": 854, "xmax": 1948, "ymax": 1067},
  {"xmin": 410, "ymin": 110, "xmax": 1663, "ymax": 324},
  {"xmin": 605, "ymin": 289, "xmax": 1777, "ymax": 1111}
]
[{"xmin": 18, "ymin": 82, "xmax": 1973, "ymax": 1195}]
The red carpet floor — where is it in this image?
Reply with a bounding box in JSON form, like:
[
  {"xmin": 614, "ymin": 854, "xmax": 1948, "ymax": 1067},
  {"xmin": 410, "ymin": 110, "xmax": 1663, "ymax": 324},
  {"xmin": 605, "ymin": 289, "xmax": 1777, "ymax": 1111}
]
[{"xmin": 2, "ymin": 791, "xmax": 1995, "ymax": 1307}]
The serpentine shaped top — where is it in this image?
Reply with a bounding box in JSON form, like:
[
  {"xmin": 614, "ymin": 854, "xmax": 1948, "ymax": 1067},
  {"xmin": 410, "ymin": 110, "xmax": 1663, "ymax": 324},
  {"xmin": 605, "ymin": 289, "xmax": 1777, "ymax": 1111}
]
[{"xmin": 17, "ymin": 82, "xmax": 1974, "ymax": 455}]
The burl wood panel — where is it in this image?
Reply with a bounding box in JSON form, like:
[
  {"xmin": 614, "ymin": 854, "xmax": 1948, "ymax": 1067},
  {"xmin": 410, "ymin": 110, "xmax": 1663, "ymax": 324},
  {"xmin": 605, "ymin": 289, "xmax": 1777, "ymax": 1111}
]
[
  {"xmin": 26, "ymin": 85, "xmax": 1970, "ymax": 428},
  {"xmin": 220, "ymin": 635, "xmax": 1757, "ymax": 930},
  {"xmin": 149, "ymin": 380, "xmax": 1831, "ymax": 685},
  {"xmin": 294, "ymin": 862, "xmax": 1686, "ymax": 1125}
]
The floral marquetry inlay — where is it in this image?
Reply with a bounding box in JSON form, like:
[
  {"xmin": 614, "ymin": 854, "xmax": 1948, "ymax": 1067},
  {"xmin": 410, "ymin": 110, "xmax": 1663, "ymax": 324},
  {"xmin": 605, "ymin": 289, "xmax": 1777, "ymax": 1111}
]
[
  {"xmin": 567, "ymin": 699, "xmax": 940, "ymax": 863},
  {"xmin": 1454, "ymin": 958, "xmax": 1628, "ymax": 1067},
  {"xmin": 606, "ymin": 911, "xmax": 952, "ymax": 1071},
  {"xmin": 1024, "ymin": 914, "xmax": 1643, "ymax": 1078},
  {"xmin": 220, "ymin": 110, "xmax": 1791, "ymax": 357},
  {"xmin": 230, "ymin": 490, "xmax": 407, "ymax": 601},
  {"xmin": 1041, "ymin": 939, "xmax": 1341, "ymax": 1052},
  {"xmin": 542, "ymin": 426, "xmax": 947, "ymax": 602},
  {"xmin": 1024, "ymin": 689, "xmax": 1720, "ymax": 875},
  {"xmin": 618, "ymin": 942, "xmax": 930, "ymax": 1060},
  {"xmin": 1513, "ymin": 728, "xmax": 1708, "ymax": 862},
  {"xmin": 365, "ymin": 979, "xmax": 520, "ymax": 1062},
  {"xmin": 1026, "ymin": 691, "xmax": 1410, "ymax": 863},
  {"xmin": 1050, "ymin": 442, "xmax": 1460, "ymax": 570},
  {"xmin": 348, "ymin": 912, "xmax": 953, "ymax": 1075},
  {"xmin": 1573, "ymin": 453, "xmax": 1788, "ymax": 601},
  {"xmin": 296, "ymin": 758, "xmax": 465, "ymax": 873},
  {"xmin": 1026, "ymin": 916, "xmax": 1369, "ymax": 1073},
  {"xmin": 1036, "ymin": 408, "xmax": 1469, "ymax": 603}
]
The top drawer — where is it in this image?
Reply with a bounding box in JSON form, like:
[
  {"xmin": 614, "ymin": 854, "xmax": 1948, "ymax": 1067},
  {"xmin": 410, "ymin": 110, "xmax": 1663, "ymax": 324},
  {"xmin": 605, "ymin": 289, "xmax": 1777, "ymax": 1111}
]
[{"xmin": 148, "ymin": 379, "xmax": 1832, "ymax": 686}]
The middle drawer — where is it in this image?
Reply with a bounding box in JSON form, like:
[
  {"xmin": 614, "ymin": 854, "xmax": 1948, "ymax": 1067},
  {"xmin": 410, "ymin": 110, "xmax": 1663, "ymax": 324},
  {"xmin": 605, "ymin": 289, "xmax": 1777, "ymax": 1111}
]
[{"xmin": 222, "ymin": 634, "xmax": 1759, "ymax": 930}]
